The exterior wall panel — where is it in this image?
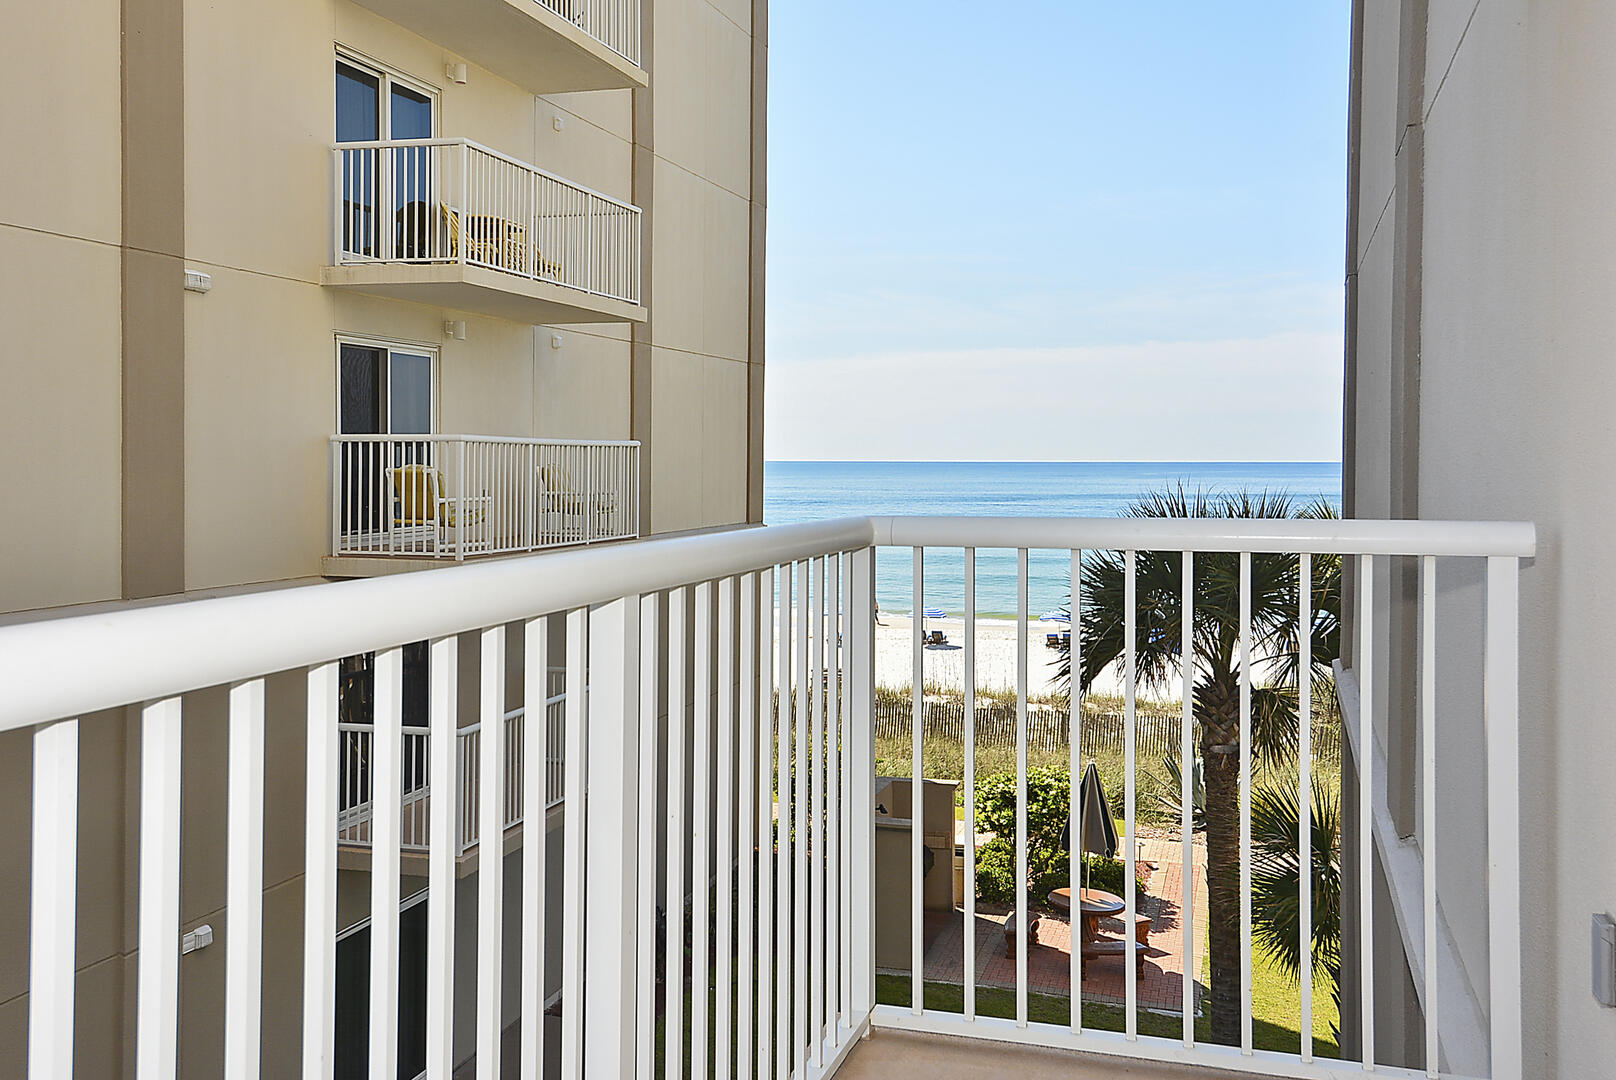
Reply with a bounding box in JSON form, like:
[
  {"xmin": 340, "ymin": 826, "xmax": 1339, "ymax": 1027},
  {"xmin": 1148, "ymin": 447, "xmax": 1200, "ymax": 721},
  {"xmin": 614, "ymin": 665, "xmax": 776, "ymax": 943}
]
[{"xmin": 1345, "ymin": 2, "xmax": 1616, "ymax": 1075}]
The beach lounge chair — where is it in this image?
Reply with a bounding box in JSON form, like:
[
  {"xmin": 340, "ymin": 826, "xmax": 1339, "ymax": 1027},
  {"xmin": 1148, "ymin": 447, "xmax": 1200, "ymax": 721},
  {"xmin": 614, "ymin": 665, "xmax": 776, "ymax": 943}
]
[{"xmin": 927, "ymin": 629, "xmax": 946, "ymax": 646}]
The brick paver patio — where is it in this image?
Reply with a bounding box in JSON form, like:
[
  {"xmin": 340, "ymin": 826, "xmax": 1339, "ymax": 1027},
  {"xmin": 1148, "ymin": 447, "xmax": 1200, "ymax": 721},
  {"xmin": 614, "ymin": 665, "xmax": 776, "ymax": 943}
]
[{"xmin": 903, "ymin": 832, "xmax": 1208, "ymax": 1015}]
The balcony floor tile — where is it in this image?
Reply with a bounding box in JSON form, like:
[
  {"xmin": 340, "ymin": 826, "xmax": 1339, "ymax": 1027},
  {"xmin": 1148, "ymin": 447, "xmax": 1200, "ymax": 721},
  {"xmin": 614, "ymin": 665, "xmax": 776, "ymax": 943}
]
[{"xmin": 839, "ymin": 1029, "xmax": 1255, "ymax": 1080}]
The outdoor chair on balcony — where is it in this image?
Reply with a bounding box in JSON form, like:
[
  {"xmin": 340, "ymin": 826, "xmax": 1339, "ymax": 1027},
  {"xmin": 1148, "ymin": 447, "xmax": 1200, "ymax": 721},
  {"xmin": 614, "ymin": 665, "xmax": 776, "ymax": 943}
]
[
  {"xmin": 538, "ymin": 462, "xmax": 618, "ymax": 542},
  {"xmin": 388, "ymin": 464, "xmax": 490, "ymax": 555},
  {"xmin": 440, "ymin": 204, "xmax": 565, "ymax": 279},
  {"xmin": 442, "ymin": 202, "xmax": 527, "ymax": 272}
]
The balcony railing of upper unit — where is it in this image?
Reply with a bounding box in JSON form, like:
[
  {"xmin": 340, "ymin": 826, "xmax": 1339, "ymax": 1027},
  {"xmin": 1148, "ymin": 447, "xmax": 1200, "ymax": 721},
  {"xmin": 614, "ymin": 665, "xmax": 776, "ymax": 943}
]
[
  {"xmin": 538, "ymin": 0, "xmax": 641, "ymax": 64},
  {"xmin": 337, "ymin": 688, "xmax": 566, "ymax": 855},
  {"xmin": 331, "ymin": 434, "xmax": 640, "ymax": 560},
  {"xmin": 2, "ymin": 514, "xmax": 1534, "ymax": 1080},
  {"xmin": 333, "ymin": 138, "xmax": 642, "ymax": 305}
]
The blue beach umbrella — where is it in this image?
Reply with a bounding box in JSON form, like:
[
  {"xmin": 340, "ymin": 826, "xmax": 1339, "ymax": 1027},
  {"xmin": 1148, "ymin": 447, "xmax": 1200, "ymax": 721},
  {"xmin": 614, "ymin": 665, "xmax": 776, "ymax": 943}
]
[
  {"xmin": 1039, "ymin": 610, "xmax": 1071, "ymax": 623},
  {"xmin": 914, "ymin": 607, "xmax": 947, "ymax": 620}
]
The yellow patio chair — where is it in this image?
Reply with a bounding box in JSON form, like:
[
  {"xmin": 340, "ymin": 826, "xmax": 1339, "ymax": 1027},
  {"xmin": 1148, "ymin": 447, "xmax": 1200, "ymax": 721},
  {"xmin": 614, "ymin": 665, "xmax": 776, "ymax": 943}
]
[
  {"xmin": 441, "ymin": 202, "xmax": 529, "ymax": 273},
  {"xmin": 388, "ymin": 464, "xmax": 488, "ymax": 553}
]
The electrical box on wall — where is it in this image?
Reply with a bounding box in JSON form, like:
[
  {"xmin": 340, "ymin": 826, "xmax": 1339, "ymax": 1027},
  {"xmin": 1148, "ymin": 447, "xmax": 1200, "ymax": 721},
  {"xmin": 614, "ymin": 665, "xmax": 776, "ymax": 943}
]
[{"xmin": 1595, "ymin": 913, "xmax": 1616, "ymax": 1007}]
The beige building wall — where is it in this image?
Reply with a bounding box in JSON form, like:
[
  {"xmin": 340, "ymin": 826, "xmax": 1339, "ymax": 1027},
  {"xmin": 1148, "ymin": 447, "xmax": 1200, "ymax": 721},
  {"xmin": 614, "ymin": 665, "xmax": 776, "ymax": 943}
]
[
  {"xmin": 1343, "ymin": 2, "xmax": 1616, "ymax": 1076},
  {"xmin": 645, "ymin": 0, "xmax": 759, "ymax": 533},
  {"xmin": 0, "ymin": 0, "xmax": 763, "ymax": 1074},
  {"xmin": 0, "ymin": 0, "xmax": 124, "ymax": 614},
  {"xmin": 1, "ymin": 0, "xmax": 763, "ymax": 614}
]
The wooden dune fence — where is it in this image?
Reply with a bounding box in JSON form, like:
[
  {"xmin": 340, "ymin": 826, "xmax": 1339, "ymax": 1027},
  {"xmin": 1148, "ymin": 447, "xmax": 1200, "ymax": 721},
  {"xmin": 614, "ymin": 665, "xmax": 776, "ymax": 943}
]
[{"xmin": 873, "ymin": 697, "xmax": 1342, "ymax": 767}]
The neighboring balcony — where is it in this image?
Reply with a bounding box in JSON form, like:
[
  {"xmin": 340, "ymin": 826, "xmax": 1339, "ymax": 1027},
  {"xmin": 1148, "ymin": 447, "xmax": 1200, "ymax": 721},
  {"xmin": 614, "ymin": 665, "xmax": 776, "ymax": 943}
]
[
  {"xmin": 348, "ymin": 0, "xmax": 645, "ymax": 93},
  {"xmin": 324, "ymin": 139, "xmax": 645, "ymax": 325},
  {"xmin": 336, "ymin": 680, "xmax": 566, "ymax": 870},
  {"xmin": 327, "ymin": 434, "xmax": 640, "ymax": 575}
]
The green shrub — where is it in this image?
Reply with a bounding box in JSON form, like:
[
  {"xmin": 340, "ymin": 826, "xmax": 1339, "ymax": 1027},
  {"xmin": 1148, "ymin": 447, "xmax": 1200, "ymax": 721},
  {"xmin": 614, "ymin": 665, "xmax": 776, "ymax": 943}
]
[
  {"xmin": 974, "ymin": 837, "xmax": 1075, "ymax": 905},
  {"xmin": 976, "ymin": 841, "xmax": 1145, "ymax": 906},
  {"xmin": 974, "ymin": 837, "xmax": 1017, "ymax": 904},
  {"xmin": 975, "ymin": 767, "xmax": 1071, "ymax": 871}
]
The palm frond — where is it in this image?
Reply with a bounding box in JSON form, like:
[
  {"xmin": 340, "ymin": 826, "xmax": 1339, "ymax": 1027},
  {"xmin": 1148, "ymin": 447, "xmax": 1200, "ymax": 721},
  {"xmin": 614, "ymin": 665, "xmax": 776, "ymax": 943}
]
[{"xmin": 1249, "ymin": 780, "xmax": 1342, "ymax": 982}]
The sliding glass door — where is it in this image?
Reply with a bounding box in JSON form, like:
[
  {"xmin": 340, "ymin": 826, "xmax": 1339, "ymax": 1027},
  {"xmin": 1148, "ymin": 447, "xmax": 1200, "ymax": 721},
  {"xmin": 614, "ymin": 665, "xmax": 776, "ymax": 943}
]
[
  {"xmin": 336, "ymin": 55, "xmax": 436, "ymax": 260},
  {"xmin": 337, "ymin": 342, "xmax": 436, "ymax": 539}
]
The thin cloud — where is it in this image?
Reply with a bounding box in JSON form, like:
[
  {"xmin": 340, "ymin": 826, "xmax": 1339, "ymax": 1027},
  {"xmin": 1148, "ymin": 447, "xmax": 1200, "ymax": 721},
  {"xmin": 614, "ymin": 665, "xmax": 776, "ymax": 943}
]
[{"xmin": 765, "ymin": 332, "xmax": 1343, "ymax": 462}]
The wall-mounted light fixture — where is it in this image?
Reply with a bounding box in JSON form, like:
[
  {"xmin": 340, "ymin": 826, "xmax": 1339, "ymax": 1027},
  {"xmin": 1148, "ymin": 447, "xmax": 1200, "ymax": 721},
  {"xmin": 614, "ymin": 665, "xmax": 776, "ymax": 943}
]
[
  {"xmin": 446, "ymin": 62, "xmax": 468, "ymax": 85},
  {"xmin": 183, "ymin": 269, "xmax": 212, "ymax": 293},
  {"xmin": 445, "ymin": 320, "xmax": 467, "ymax": 341},
  {"xmin": 553, "ymin": 114, "xmax": 566, "ymax": 133},
  {"xmin": 550, "ymin": 333, "xmax": 564, "ymax": 350}
]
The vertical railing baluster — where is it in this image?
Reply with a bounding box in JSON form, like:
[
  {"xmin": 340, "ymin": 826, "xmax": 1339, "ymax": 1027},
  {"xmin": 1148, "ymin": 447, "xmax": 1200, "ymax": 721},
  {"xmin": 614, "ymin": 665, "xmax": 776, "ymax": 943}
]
[
  {"xmin": 717, "ymin": 576, "xmax": 737, "ymax": 1080},
  {"xmin": 665, "ymin": 590, "xmax": 688, "ymax": 1080},
  {"xmin": 810, "ymin": 557, "xmax": 825, "ymax": 1065},
  {"xmin": 739, "ymin": 572, "xmax": 759, "ymax": 1080},
  {"xmin": 1123, "ymin": 550, "xmax": 1137, "ymax": 1038},
  {"xmin": 1485, "ymin": 555, "xmax": 1522, "ymax": 1080},
  {"xmin": 303, "ymin": 663, "xmax": 339, "ymax": 1080},
  {"xmin": 964, "ymin": 547, "xmax": 978, "ymax": 1024},
  {"xmin": 1182, "ymin": 550, "xmax": 1196, "ymax": 1047},
  {"xmin": 1016, "ymin": 547, "xmax": 1030, "ymax": 1028},
  {"xmin": 1300, "ymin": 553, "xmax": 1314, "ymax": 1062},
  {"xmin": 370, "ymin": 648, "xmax": 404, "ymax": 1080},
  {"xmin": 430, "ymin": 637, "xmax": 460, "ymax": 1080},
  {"xmin": 794, "ymin": 559, "xmax": 810, "ymax": 1076},
  {"xmin": 1239, "ymin": 551, "xmax": 1253, "ymax": 1055},
  {"xmin": 581, "ymin": 596, "xmax": 642, "ymax": 1078},
  {"xmin": 138, "ymin": 695, "xmax": 183, "ymax": 1080},
  {"xmin": 910, "ymin": 547, "xmax": 924, "ymax": 1016},
  {"xmin": 849, "ymin": 546, "xmax": 876, "ymax": 1021},
  {"xmin": 561, "ymin": 608, "xmax": 588, "ymax": 1080},
  {"xmin": 477, "ymin": 627, "xmax": 506, "ymax": 1080},
  {"xmin": 776, "ymin": 564, "xmax": 793, "ymax": 1080},
  {"xmin": 226, "ymin": 678, "xmax": 266, "ymax": 1080},
  {"xmin": 1420, "ymin": 555, "xmax": 1437, "ymax": 1077},
  {"xmin": 636, "ymin": 593, "xmax": 660, "ymax": 1080},
  {"xmin": 757, "ymin": 568, "xmax": 776, "ymax": 1080},
  {"xmin": 1069, "ymin": 548, "xmax": 1082, "ymax": 1034},
  {"xmin": 1359, "ymin": 555, "xmax": 1375, "ymax": 1070},
  {"xmin": 29, "ymin": 718, "xmax": 79, "ymax": 1080},
  {"xmin": 692, "ymin": 581, "xmax": 714, "ymax": 1080},
  {"xmin": 829, "ymin": 552, "xmax": 844, "ymax": 1043}
]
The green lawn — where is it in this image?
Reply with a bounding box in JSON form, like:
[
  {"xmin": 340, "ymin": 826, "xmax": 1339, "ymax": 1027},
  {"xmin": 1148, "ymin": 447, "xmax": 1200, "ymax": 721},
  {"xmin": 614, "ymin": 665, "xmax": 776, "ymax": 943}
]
[{"xmin": 875, "ymin": 940, "xmax": 1339, "ymax": 1059}]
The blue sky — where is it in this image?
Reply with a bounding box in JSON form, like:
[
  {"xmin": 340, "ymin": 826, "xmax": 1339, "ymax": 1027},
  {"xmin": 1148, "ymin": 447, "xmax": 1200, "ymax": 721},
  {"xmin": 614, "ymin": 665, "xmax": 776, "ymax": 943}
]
[{"xmin": 764, "ymin": 2, "xmax": 1350, "ymax": 462}]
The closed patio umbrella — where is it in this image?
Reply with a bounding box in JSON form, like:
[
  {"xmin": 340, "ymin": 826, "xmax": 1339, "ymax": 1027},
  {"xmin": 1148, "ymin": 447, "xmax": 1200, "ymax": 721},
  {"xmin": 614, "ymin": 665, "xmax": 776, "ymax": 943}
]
[{"xmin": 1060, "ymin": 762, "xmax": 1118, "ymax": 891}]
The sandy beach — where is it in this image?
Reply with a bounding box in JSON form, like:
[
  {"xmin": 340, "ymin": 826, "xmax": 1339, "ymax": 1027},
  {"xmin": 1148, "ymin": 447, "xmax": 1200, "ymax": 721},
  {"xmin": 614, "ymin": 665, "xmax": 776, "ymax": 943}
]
[{"xmin": 772, "ymin": 608, "xmax": 1185, "ymax": 703}]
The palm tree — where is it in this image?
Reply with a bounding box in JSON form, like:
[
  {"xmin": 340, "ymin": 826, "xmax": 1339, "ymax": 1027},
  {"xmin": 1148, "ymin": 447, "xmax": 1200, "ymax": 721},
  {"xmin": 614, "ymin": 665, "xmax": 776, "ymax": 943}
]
[
  {"xmin": 1250, "ymin": 779, "xmax": 1342, "ymax": 1039},
  {"xmin": 1058, "ymin": 487, "xmax": 1340, "ymax": 1046}
]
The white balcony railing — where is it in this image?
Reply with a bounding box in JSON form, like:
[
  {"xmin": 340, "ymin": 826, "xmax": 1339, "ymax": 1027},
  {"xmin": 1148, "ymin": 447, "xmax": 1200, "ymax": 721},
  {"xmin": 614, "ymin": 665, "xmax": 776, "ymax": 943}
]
[
  {"xmin": 333, "ymin": 138, "xmax": 642, "ymax": 304},
  {"xmin": 538, "ymin": 0, "xmax": 641, "ymax": 64},
  {"xmin": 336, "ymin": 691, "xmax": 566, "ymax": 855},
  {"xmin": 3, "ymin": 515, "xmax": 1534, "ymax": 1079},
  {"xmin": 332, "ymin": 434, "xmax": 640, "ymax": 560}
]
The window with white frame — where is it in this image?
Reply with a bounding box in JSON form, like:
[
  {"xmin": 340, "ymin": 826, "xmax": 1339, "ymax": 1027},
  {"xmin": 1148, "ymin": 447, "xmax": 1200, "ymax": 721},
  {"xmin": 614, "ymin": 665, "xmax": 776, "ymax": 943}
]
[{"xmin": 335, "ymin": 50, "xmax": 438, "ymax": 259}]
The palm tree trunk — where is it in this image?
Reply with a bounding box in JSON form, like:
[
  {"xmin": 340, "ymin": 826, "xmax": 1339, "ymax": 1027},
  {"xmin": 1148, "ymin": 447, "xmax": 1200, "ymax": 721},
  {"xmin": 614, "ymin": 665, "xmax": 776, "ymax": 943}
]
[{"xmin": 1200, "ymin": 688, "xmax": 1244, "ymax": 1046}]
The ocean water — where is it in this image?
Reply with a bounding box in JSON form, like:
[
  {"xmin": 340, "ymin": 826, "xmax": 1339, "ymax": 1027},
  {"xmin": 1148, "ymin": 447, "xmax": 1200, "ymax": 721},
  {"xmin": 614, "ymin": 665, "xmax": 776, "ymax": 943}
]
[{"xmin": 764, "ymin": 461, "xmax": 1342, "ymax": 617}]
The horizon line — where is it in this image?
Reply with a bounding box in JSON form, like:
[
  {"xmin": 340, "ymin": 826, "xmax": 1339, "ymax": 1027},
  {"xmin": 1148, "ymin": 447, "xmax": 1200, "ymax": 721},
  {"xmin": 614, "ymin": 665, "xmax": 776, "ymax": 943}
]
[{"xmin": 764, "ymin": 458, "xmax": 1344, "ymax": 466}]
